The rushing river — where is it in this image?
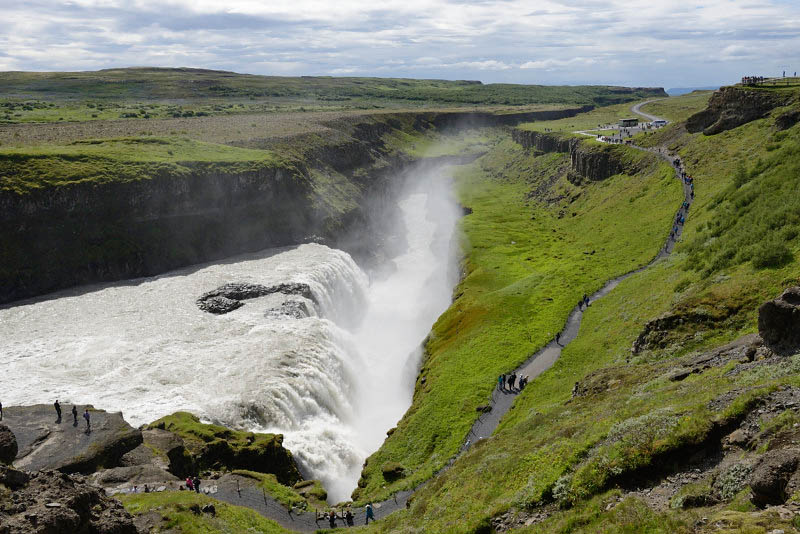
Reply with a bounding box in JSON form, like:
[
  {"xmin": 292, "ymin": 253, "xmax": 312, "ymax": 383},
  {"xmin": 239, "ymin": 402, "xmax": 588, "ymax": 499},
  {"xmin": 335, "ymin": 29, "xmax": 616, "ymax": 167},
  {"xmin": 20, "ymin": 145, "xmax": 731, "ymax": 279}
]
[{"xmin": 0, "ymin": 163, "xmax": 461, "ymax": 502}]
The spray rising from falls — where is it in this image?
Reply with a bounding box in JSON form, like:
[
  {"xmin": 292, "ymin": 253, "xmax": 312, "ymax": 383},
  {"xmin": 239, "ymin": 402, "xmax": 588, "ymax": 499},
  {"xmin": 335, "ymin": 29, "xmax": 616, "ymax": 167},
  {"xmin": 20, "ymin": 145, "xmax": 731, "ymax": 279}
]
[{"xmin": 0, "ymin": 162, "xmax": 461, "ymax": 502}]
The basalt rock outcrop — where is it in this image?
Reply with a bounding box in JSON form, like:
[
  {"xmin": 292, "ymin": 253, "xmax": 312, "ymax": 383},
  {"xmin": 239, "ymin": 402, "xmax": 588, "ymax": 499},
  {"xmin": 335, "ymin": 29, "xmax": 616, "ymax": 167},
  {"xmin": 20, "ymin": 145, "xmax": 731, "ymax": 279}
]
[
  {"xmin": 511, "ymin": 130, "xmax": 641, "ymax": 184},
  {"xmin": 758, "ymin": 286, "xmax": 800, "ymax": 350},
  {"xmin": 197, "ymin": 282, "xmax": 316, "ymax": 314},
  {"xmin": 0, "ymin": 425, "xmax": 18, "ymax": 465},
  {"xmin": 147, "ymin": 412, "xmax": 301, "ymax": 485},
  {"xmin": 686, "ymin": 86, "xmax": 794, "ymax": 135},
  {"xmin": 4, "ymin": 405, "xmax": 142, "ymax": 475},
  {"xmin": 749, "ymin": 448, "xmax": 800, "ymax": 507},
  {"xmin": 0, "ymin": 465, "xmax": 138, "ymax": 534}
]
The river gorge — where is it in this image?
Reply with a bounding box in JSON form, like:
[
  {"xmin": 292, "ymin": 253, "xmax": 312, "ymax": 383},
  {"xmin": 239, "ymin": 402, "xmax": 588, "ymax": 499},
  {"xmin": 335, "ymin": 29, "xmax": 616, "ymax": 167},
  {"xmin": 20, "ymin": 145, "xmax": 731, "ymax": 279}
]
[{"xmin": 0, "ymin": 161, "xmax": 461, "ymax": 503}]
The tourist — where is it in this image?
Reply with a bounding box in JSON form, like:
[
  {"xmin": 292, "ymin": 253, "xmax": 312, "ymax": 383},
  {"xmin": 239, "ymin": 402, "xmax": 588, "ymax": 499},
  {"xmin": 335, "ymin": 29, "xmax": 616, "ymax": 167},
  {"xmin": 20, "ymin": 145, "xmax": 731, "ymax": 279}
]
[
  {"xmin": 498, "ymin": 374, "xmax": 505, "ymax": 391},
  {"xmin": 345, "ymin": 508, "xmax": 354, "ymax": 526},
  {"xmin": 0, "ymin": 400, "xmax": 3, "ymax": 421},
  {"xmin": 584, "ymin": 295, "xmax": 590, "ymax": 307},
  {"xmin": 83, "ymin": 408, "xmax": 91, "ymax": 430},
  {"xmin": 328, "ymin": 510, "xmax": 337, "ymax": 528},
  {"xmin": 365, "ymin": 503, "xmax": 375, "ymax": 525},
  {"xmin": 508, "ymin": 373, "xmax": 516, "ymax": 390},
  {"xmin": 144, "ymin": 484, "xmax": 150, "ymax": 493},
  {"xmin": 54, "ymin": 399, "xmax": 62, "ymax": 421},
  {"xmin": 72, "ymin": 405, "xmax": 78, "ymax": 425},
  {"xmin": 186, "ymin": 477, "xmax": 194, "ymax": 491},
  {"xmin": 193, "ymin": 476, "xmax": 201, "ymax": 493},
  {"xmin": 555, "ymin": 332, "xmax": 561, "ymax": 345}
]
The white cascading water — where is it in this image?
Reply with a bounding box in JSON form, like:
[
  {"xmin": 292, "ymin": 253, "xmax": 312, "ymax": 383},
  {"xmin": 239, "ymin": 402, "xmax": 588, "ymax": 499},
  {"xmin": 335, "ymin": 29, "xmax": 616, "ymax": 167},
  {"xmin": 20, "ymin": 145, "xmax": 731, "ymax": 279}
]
[{"xmin": 0, "ymin": 163, "xmax": 460, "ymax": 503}]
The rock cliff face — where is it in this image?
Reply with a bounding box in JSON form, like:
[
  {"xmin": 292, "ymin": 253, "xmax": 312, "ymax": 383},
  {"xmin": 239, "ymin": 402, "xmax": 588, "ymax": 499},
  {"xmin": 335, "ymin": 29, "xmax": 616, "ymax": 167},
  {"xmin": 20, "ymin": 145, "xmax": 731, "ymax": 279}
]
[
  {"xmin": 511, "ymin": 129, "xmax": 638, "ymax": 184},
  {"xmin": 686, "ymin": 86, "xmax": 794, "ymax": 135},
  {"xmin": 0, "ymin": 108, "xmax": 592, "ymax": 305}
]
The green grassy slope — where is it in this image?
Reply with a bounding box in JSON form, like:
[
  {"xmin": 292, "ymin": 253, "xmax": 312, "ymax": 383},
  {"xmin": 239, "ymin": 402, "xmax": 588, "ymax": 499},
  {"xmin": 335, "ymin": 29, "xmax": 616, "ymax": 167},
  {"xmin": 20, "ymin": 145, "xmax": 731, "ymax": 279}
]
[
  {"xmin": 353, "ymin": 128, "xmax": 680, "ymax": 504},
  {"xmin": 120, "ymin": 491, "xmax": 292, "ymax": 534},
  {"xmin": 0, "ymin": 68, "xmax": 665, "ymax": 111},
  {"xmin": 361, "ymin": 91, "xmax": 800, "ymax": 534}
]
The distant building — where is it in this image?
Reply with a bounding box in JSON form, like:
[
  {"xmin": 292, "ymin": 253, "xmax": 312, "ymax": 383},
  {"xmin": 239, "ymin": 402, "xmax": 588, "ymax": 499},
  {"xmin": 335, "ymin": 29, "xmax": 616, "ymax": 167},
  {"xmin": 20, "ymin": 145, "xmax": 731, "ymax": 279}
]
[{"xmin": 619, "ymin": 118, "xmax": 638, "ymax": 127}]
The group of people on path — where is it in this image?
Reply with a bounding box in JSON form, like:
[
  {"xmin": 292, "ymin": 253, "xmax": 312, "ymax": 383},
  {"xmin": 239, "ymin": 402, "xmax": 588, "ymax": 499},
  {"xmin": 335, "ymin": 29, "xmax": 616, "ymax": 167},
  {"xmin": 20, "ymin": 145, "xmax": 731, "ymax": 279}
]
[
  {"xmin": 498, "ymin": 372, "xmax": 528, "ymax": 392},
  {"xmin": 184, "ymin": 476, "xmax": 203, "ymax": 494},
  {"xmin": 53, "ymin": 400, "xmax": 92, "ymax": 432},
  {"xmin": 577, "ymin": 293, "xmax": 590, "ymax": 311},
  {"xmin": 317, "ymin": 503, "xmax": 374, "ymax": 527}
]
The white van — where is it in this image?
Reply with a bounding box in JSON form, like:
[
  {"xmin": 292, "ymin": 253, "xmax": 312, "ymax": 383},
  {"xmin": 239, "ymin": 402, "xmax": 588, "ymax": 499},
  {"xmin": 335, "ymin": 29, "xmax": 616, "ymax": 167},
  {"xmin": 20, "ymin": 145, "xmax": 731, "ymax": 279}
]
[{"xmin": 653, "ymin": 120, "xmax": 667, "ymax": 127}]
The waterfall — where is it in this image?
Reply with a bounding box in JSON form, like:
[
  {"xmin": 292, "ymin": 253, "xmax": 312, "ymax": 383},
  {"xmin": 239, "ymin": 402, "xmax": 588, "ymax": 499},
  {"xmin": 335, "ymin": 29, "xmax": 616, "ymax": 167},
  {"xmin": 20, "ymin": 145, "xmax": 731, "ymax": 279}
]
[{"xmin": 0, "ymin": 162, "xmax": 461, "ymax": 503}]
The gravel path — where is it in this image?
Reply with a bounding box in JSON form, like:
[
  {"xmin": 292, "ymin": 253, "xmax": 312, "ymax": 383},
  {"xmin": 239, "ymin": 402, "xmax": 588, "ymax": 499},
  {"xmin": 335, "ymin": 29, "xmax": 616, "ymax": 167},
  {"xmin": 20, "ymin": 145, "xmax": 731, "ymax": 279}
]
[{"xmin": 176, "ymin": 100, "xmax": 693, "ymax": 531}]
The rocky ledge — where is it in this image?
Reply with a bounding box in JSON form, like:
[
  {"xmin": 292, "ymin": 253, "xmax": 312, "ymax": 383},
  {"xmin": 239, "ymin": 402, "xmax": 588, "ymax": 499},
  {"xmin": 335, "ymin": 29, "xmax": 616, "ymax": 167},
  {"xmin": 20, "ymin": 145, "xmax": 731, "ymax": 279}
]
[
  {"xmin": 4, "ymin": 405, "xmax": 142, "ymax": 475},
  {"xmin": 686, "ymin": 85, "xmax": 794, "ymax": 135}
]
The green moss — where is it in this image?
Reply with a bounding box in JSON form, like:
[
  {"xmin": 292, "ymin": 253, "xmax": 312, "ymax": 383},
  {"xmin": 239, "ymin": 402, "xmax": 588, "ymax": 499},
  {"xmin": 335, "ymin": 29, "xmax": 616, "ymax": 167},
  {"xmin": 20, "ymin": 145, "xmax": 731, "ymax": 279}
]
[{"xmin": 147, "ymin": 412, "xmax": 300, "ymax": 485}]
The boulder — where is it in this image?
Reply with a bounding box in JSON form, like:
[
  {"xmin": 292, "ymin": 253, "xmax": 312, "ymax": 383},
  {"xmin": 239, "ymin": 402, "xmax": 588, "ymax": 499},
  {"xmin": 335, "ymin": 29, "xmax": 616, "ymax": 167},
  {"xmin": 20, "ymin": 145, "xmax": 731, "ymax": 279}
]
[
  {"xmin": 749, "ymin": 448, "xmax": 800, "ymax": 506},
  {"xmin": 381, "ymin": 461, "xmax": 405, "ymax": 481},
  {"xmin": 4, "ymin": 405, "xmax": 142, "ymax": 474},
  {"xmin": 0, "ymin": 465, "xmax": 137, "ymax": 534},
  {"xmin": 0, "ymin": 423, "xmax": 18, "ymax": 464},
  {"xmin": 758, "ymin": 287, "xmax": 800, "ymax": 350}
]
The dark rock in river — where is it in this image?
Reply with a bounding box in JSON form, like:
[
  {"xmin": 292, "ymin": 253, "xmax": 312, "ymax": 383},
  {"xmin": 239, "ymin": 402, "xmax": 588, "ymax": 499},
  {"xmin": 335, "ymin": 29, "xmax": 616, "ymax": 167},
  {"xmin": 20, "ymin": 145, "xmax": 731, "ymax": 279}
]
[
  {"xmin": 197, "ymin": 281, "xmax": 317, "ymax": 315},
  {"xmin": 4, "ymin": 405, "xmax": 142, "ymax": 474},
  {"xmin": 0, "ymin": 424, "xmax": 19, "ymax": 465},
  {"xmin": 758, "ymin": 286, "xmax": 800, "ymax": 350},
  {"xmin": 0, "ymin": 464, "xmax": 137, "ymax": 534},
  {"xmin": 199, "ymin": 295, "xmax": 244, "ymax": 314},
  {"xmin": 264, "ymin": 299, "xmax": 314, "ymax": 319}
]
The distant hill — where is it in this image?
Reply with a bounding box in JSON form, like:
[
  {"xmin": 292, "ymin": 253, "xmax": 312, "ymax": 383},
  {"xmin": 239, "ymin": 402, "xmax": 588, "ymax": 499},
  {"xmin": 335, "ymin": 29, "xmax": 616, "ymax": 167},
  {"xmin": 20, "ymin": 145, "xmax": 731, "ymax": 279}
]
[
  {"xmin": 666, "ymin": 86, "xmax": 719, "ymax": 96},
  {"xmin": 0, "ymin": 67, "xmax": 666, "ymax": 107}
]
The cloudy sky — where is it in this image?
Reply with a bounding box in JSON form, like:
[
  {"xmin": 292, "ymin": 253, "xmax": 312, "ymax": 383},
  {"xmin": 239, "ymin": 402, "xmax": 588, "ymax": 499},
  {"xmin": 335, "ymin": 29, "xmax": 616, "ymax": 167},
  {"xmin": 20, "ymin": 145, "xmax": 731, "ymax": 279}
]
[{"xmin": 1, "ymin": 0, "xmax": 799, "ymax": 89}]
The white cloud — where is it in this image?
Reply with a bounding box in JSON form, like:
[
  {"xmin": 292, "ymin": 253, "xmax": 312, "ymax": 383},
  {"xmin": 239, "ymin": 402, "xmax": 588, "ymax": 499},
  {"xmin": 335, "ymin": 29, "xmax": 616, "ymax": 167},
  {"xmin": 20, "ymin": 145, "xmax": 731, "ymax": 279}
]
[{"xmin": 0, "ymin": 0, "xmax": 799, "ymax": 87}]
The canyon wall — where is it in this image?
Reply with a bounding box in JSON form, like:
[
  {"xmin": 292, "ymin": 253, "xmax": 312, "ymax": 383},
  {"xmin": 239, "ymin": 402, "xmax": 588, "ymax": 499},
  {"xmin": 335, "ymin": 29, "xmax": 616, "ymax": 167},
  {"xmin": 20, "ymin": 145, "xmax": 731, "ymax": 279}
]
[
  {"xmin": 0, "ymin": 107, "xmax": 592, "ymax": 304},
  {"xmin": 511, "ymin": 129, "xmax": 641, "ymax": 183}
]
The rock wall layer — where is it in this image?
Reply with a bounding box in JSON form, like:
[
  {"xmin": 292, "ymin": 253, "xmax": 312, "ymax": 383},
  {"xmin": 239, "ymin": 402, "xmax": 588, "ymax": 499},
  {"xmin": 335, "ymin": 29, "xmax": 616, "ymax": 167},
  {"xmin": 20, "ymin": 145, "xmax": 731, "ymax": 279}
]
[
  {"xmin": 511, "ymin": 129, "xmax": 639, "ymax": 183},
  {"xmin": 0, "ymin": 107, "xmax": 592, "ymax": 305},
  {"xmin": 686, "ymin": 86, "xmax": 794, "ymax": 135}
]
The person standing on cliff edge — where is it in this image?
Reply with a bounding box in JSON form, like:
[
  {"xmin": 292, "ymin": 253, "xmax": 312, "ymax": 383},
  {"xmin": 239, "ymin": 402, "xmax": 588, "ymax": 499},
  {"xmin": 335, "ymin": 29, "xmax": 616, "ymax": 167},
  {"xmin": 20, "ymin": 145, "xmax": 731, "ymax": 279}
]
[
  {"xmin": 72, "ymin": 405, "xmax": 78, "ymax": 426},
  {"xmin": 54, "ymin": 400, "xmax": 61, "ymax": 422},
  {"xmin": 83, "ymin": 408, "xmax": 91, "ymax": 431}
]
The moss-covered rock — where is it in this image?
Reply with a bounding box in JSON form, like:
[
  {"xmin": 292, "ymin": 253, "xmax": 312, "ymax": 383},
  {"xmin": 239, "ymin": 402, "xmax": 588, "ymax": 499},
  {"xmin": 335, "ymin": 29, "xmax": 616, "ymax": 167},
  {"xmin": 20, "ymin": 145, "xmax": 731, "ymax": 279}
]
[{"xmin": 147, "ymin": 412, "xmax": 300, "ymax": 485}]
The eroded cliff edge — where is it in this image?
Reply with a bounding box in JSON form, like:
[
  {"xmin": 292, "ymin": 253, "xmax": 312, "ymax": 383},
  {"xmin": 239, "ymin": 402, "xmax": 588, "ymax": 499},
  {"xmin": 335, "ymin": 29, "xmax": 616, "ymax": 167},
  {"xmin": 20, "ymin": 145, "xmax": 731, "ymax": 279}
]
[{"xmin": 0, "ymin": 107, "xmax": 592, "ymax": 304}]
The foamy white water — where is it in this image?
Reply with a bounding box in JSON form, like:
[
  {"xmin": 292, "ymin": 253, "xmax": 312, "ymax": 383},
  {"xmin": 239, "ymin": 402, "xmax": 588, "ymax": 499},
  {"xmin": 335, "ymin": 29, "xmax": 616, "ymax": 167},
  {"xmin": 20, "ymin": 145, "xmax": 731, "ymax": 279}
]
[{"xmin": 0, "ymin": 163, "xmax": 460, "ymax": 502}]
